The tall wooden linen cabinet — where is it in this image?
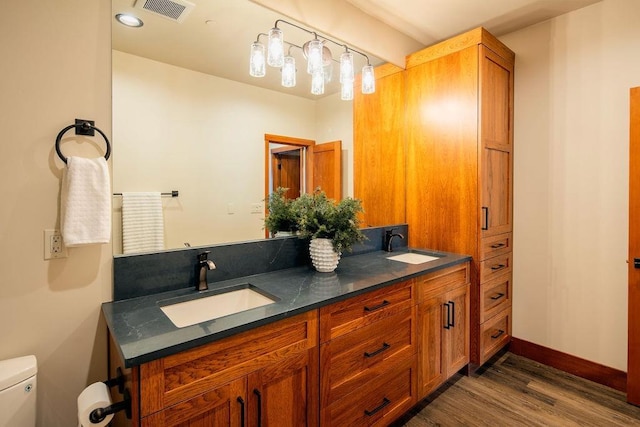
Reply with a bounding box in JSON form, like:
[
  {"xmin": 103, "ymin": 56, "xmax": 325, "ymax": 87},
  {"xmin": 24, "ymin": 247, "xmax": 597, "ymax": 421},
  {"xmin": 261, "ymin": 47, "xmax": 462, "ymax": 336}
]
[{"xmin": 355, "ymin": 28, "xmax": 514, "ymax": 368}]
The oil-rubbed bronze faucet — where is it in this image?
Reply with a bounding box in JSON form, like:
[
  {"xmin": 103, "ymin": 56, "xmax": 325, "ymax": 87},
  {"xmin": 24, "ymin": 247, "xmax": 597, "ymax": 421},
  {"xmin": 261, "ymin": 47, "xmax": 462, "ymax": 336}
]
[
  {"xmin": 384, "ymin": 229, "xmax": 405, "ymax": 252},
  {"xmin": 197, "ymin": 251, "xmax": 216, "ymax": 291}
]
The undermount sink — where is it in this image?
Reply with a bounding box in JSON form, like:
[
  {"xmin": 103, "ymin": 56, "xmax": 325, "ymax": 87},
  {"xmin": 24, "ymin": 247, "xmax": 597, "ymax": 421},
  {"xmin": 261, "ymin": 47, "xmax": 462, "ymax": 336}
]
[
  {"xmin": 387, "ymin": 252, "xmax": 441, "ymax": 264},
  {"xmin": 159, "ymin": 284, "xmax": 278, "ymax": 328}
]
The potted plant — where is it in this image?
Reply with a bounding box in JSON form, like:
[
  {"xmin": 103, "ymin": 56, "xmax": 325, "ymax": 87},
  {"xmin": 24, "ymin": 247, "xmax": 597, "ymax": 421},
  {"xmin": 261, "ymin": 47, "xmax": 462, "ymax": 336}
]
[
  {"xmin": 264, "ymin": 187, "xmax": 299, "ymax": 237},
  {"xmin": 293, "ymin": 189, "xmax": 365, "ymax": 272}
]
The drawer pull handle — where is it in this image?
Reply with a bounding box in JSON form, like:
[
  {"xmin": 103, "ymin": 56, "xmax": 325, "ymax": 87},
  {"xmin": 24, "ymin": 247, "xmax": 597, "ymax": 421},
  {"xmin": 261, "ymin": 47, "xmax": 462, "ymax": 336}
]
[
  {"xmin": 237, "ymin": 397, "xmax": 245, "ymax": 427},
  {"xmin": 444, "ymin": 302, "xmax": 451, "ymax": 330},
  {"xmin": 491, "ymin": 329, "xmax": 505, "ymax": 339},
  {"xmin": 491, "ymin": 264, "xmax": 506, "ymax": 271},
  {"xmin": 364, "ymin": 397, "xmax": 391, "ymax": 416},
  {"xmin": 253, "ymin": 389, "xmax": 262, "ymax": 427},
  {"xmin": 482, "ymin": 207, "xmax": 489, "ymax": 230},
  {"xmin": 364, "ymin": 342, "xmax": 391, "ymax": 358},
  {"xmin": 449, "ymin": 300, "xmax": 455, "ymax": 327},
  {"xmin": 490, "ymin": 292, "xmax": 505, "ymax": 301},
  {"xmin": 364, "ymin": 299, "xmax": 390, "ymax": 312},
  {"xmin": 491, "ymin": 243, "xmax": 506, "ymax": 249}
]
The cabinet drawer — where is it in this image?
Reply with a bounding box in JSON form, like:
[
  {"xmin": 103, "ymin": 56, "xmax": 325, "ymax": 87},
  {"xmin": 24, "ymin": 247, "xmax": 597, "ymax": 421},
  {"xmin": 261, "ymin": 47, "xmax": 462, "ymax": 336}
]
[
  {"xmin": 479, "ymin": 252, "xmax": 512, "ymax": 283},
  {"xmin": 320, "ymin": 280, "xmax": 413, "ymax": 342},
  {"xmin": 321, "ymin": 307, "xmax": 415, "ymax": 405},
  {"xmin": 139, "ymin": 311, "xmax": 317, "ymax": 416},
  {"xmin": 480, "ymin": 232, "xmax": 512, "ymax": 260},
  {"xmin": 479, "ymin": 272, "xmax": 512, "ymax": 323},
  {"xmin": 479, "ymin": 306, "xmax": 511, "ymax": 364},
  {"xmin": 323, "ymin": 357, "xmax": 416, "ymax": 427},
  {"xmin": 416, "ymin": 263, "xmax": 470, "ymax": 303}
]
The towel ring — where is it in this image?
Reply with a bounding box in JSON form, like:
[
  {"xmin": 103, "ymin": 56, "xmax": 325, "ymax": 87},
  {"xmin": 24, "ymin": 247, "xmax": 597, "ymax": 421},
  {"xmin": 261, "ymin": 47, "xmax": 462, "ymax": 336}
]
[{"xmin": 55, "ymin": 119, "xmax": 111, "ymax": 164}]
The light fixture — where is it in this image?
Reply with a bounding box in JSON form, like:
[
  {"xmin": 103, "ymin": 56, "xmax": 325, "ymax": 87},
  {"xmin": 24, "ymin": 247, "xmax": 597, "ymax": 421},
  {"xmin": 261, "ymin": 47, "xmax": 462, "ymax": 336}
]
[
  {"xmin": 305, "ymin": 39, "xmax": 324, "ymax": 75},
  {"xmin": 250, "ymin": 19, "xmax": 375, "ymax": 98},
  {"xmin": 340, "ymin": 51, "xmax": 354, "ymax": 83},
  {"xmin": 361, "ymin": 65, "xmax": 375, "ymax": 94},
  {"xmin": 282, "ymin": 55, "xmax": 296, "ymax": 88},
  {"xmin": 115, "ymin": 13, "xmax": 144, "ymax": 28},
  {"xmin": 311, "ymin": 70, "xmax": 324, "ymax": 95},
  {"xmin": 341, "ymin": 80, "xmax": 354, "ymax": 101},
  {"xmin": 249, "ymin": 40, "xmax": 266, "ymax": 78},
  {"xmin": 267, "ymin": 27, "xmax": 284, "ymax": 67}
]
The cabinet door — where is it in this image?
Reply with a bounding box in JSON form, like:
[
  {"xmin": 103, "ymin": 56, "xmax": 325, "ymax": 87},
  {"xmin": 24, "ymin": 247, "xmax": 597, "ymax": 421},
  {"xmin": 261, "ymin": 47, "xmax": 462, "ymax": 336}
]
[
  {"xmin": 443, "ymin": 285, "xmax": 470, "ymax": 376},
  {"xmin": 247, "ymin": 349, "xmax": 318, "ymax": 427},
  {"xmin": 141, "ymin": 378, "xmax": 245, "ymax": 427},
  {"xmin": 479, "ymin": 46, "xmax": 514, "ymax": 238},
  {"xmin": 417, "ymin": 294, "xmax": 446, "ymax": 397}
]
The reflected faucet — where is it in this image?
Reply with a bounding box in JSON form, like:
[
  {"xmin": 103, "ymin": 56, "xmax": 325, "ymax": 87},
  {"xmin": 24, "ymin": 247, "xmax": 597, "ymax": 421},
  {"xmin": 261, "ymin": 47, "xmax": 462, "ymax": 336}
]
[
  {"xmin": 197, "ymin": 251, "xmax": 216, "ymax": 291},
  {"xmin": 384, "ymin": 229, "xmax": 405, "ymax": 252}
]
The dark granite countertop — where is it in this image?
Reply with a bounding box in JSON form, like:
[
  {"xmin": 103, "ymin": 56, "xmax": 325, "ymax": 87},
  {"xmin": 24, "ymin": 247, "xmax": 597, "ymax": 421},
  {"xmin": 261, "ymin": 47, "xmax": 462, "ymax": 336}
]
[{"xmin": 102, "ymin": 248, "xmax": 470, "ymax": 367}]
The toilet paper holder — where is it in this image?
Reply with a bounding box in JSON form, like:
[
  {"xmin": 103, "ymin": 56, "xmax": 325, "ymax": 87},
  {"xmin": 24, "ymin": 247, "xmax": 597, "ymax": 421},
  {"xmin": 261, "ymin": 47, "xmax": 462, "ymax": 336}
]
[
  {"xmin": 89, "ymin": 389, "xmax": 131, "ymax": 424},
  {"xmin": 103, "ymin": 367, "xmax": 125, "ymax": 394},
  {"xmin": 89, "ymin": 367, "xmax": 131, "ymax": 424}
]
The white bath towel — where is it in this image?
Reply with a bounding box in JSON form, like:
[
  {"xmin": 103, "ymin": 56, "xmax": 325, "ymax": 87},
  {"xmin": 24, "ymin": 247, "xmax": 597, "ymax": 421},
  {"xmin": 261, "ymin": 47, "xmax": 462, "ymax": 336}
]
[
  {"xmin": 121, "ymin": 192, "xmax": 164, "ymax": 254},
  {"xmin": 60, "ymin": 157, "xmax": 111, "ymax": 246}
]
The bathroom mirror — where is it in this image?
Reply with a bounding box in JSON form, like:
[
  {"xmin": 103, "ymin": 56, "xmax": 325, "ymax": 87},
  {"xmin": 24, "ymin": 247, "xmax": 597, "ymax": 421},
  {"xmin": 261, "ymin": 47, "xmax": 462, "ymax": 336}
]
[{"xmin": 111, "ymin": 0, "xmax": 377, "ymax": 254}]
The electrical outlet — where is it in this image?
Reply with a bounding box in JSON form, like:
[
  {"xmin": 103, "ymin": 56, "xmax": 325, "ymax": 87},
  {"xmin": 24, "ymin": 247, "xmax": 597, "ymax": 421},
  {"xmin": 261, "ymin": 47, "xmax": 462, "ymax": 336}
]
[
  {"xmin": 44, "ymin": 229, "xmax": 68, "ymax": 260},
  {"xmin": 251, "ymin": 203, "xmax": 264, "ymax": 214}
]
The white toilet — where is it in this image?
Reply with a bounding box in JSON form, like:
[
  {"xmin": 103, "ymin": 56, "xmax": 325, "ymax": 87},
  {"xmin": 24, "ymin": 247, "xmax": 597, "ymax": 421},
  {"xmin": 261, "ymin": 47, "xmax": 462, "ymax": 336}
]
[{"xmin": 0, "ymin": 355, "xmax": 37, "ymax": 427}]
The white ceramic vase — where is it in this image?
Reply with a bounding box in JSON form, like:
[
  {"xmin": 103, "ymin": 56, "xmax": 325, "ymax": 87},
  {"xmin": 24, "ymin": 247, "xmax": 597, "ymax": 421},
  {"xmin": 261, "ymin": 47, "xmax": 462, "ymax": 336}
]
[{"xmin": 309, "ymin": 238, "xmax": 341, "ymax": 273}]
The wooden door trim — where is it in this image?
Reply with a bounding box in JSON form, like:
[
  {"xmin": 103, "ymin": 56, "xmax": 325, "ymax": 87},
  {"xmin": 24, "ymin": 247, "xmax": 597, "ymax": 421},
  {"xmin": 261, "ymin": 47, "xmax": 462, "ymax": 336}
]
[
  {"xmin": 264, "ymin": 134, "xmax": 315, "ymax": 238},
  {"xmin": 629, "ymin": 87, "xmax": 640, "ymax": 404}
]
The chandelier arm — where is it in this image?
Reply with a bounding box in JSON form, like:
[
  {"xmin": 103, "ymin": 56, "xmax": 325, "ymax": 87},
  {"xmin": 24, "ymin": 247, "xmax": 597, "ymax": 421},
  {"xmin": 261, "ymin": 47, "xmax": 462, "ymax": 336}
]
[{"xmin": 274, "ymin": 19, "xmax": 371, "ymax": 65}]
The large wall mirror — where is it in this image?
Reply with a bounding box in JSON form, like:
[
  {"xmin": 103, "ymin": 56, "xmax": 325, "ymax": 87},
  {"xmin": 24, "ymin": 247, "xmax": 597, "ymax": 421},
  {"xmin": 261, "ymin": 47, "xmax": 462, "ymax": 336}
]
[{"xmin": 111, "ymin": 0, "xmax": 379, "ymax": 254}]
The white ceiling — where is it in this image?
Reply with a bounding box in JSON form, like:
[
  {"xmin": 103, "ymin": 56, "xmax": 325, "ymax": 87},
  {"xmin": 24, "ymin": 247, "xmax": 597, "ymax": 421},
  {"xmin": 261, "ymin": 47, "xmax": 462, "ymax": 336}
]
[{"xmin": 112, "ymin": 0, "xmax": 601, "ymax": 100}]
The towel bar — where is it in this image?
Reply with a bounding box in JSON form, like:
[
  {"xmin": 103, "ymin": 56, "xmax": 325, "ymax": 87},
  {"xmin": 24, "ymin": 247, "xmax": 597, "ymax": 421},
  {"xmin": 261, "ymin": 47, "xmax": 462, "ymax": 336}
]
[{"xmin": 113, "ymin": 191, "xmax": 179, "ymax": 197}]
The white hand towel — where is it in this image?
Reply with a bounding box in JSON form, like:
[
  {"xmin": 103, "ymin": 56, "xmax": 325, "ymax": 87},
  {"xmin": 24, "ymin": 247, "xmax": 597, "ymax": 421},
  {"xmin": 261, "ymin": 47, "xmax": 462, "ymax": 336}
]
[
  {"xmin": 121, "ymin": 192, "xmax": 164, "ymax": 254},
  {"xmin": 60, "ymin": 157, "xmax": 111, "ymax": 246}
]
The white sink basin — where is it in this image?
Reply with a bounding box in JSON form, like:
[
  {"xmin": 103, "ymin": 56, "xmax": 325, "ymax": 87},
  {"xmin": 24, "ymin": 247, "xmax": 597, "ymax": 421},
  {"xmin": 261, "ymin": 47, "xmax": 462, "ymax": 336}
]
[
  {"xmin": 160, "ymin": 286, "xmax": 278, "ymax": 328},
  {"xmin": 387, "ymin": 252, "xmax": 440, "ymax": 264}
]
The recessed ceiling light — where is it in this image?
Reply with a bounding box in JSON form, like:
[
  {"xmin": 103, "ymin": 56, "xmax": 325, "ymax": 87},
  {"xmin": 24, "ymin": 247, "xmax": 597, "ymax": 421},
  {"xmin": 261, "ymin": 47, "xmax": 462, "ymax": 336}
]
[{"xmin": 115, "ymin": 13, "xmax": 144, "ymax": 28}]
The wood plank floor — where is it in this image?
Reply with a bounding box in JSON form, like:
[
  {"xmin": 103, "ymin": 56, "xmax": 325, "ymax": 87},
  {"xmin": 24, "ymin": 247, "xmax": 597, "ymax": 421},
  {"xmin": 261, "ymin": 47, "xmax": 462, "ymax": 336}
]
[{"xmin": 394, "ymin": 352, "xmax": 640, "ymax": 426}]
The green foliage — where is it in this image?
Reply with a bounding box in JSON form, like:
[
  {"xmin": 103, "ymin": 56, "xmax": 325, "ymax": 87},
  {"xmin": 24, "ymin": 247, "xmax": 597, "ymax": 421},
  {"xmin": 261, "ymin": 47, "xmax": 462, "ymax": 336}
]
[
  {"xmin": 264, "ymin": 187, "xmax": 298, "ymax": 235},
  {"xmin": 293, "ymin": 189, "xmax": 365, "ymax": 253}
]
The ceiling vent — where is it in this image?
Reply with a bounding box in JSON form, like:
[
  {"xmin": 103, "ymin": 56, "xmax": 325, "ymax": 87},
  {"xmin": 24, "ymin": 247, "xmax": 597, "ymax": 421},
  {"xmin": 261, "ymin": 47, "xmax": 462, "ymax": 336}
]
[{"xmin": 134, "ymin": 0, "xmax": 195, "ymax": 23}]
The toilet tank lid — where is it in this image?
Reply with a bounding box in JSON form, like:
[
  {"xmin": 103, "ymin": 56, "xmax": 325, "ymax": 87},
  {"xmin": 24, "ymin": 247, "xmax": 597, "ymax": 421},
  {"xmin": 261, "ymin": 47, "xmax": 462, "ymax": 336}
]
[{"xmin": 0, "ymin": 355, "xmax": 37, "ymax": 391}]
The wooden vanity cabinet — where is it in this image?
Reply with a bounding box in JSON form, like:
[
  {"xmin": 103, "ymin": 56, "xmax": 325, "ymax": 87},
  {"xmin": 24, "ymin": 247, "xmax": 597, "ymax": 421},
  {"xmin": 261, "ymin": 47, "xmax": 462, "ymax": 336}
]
[
  {"xmin": 404, "ymin": 28, "xmax": 515, "ymax": 368},
  {"xmin": 110, "ymin": 310, "xmax": 318, "ymax": 427},
  {"xmin": 416, "ymin": 263, "xmax": 470, "ymax": 397},
  {"xmin": 319, "ymin": 279, "xmax": 418, "ymax": 426}
]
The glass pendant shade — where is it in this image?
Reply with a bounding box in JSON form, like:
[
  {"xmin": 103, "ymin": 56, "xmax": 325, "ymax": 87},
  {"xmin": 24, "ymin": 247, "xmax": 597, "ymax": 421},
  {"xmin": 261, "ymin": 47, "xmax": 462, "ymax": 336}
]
[
  {"xmin": 250, "ymin": 42, "xmax": 266, "ymax": 77},
  {"xmin": 341, "ymin": 80, "xmax": 354, "ymax": 101},
  {"xmin": 281, "ymin": 56, "xmax": 296, "ymax": 88},
  {"xmin": 306, "ymin": 40, "xmax": 323, "ymax": 75},
  {"xmin": 339, "ymin": 51, "xmax": 354, "ymax": 83},
  {"xmin": 311, "ymin": 70, "xmax": 324, "ymax": 95},
  {"xmin": 267, "ymin": 27, "xmax": 284, "ymax": 67},
  {"xmin": 361, "ymin": 65, "xmax": 375, "ymax": 94}
]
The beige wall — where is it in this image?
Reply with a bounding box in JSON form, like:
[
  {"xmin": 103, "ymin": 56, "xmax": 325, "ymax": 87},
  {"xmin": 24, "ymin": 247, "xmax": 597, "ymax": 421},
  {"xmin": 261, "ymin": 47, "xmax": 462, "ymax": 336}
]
[
  {"xmin": 315, "ymin": 93, "xmax": 355, "ymax": 197},
  {"xmin": 0, "ymin": 0, "xmax": 112, "ymax": 426},
  {"xmin": 500, "ymin": 0, "xmax": 640, "ymax": 371}
]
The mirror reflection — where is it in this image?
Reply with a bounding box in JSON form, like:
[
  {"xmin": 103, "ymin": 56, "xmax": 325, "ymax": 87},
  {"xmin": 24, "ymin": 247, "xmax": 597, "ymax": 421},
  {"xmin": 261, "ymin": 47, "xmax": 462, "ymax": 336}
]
[{"xmin": 111, "ymin": 0, "xmax": 375, "ymax": 254}]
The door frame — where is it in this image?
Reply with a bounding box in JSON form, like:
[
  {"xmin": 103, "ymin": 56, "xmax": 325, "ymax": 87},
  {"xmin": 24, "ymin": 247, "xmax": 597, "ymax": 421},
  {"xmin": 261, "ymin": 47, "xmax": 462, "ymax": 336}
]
[
  {"xmin": 628, "ymin": 86, "xmax": 640, "ymax": 404},
  {"xmin": 264, "ymin": 134, "xmax": 315, "ymax": 238}
]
